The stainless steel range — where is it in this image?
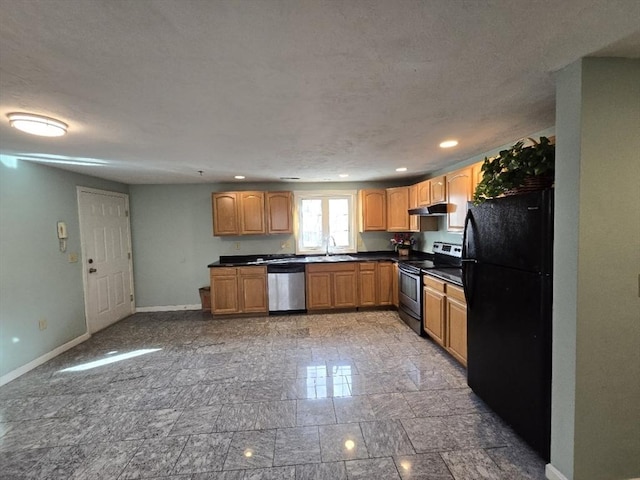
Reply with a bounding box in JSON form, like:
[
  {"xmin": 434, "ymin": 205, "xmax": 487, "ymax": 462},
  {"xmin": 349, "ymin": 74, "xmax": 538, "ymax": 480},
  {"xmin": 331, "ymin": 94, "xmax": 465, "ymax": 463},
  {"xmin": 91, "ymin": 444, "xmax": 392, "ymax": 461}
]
[{"xmin": 398, "ymin": 242, "xmax": 462, "ymax": 335}]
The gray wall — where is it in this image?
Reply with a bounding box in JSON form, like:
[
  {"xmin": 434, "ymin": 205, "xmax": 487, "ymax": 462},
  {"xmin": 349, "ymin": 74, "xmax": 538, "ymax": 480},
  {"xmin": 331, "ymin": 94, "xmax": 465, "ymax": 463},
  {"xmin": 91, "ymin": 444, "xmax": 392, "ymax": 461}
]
[
  {"xmin": 0, "ymin": 160, "xmax": 128, "ymax": 378},
  {"xmin": 552, "ymin": 58, "xmax": 640, "ymax": 479}
]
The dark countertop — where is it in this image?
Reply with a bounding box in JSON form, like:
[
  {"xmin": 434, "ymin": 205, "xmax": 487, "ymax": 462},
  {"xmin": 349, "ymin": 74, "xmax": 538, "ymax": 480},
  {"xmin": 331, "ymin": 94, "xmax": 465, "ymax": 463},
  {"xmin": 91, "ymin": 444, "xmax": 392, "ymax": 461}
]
[
  {"xmin": 207, "ymin": 250, "xmax": 432, "ymax": 268},
  {"xmin": 423, "ymin": 268, "xmax": 463, "ymax": 287},
  {"xmin": 208, "ymin": 251, "xmax": 464, "ymax": 288}
]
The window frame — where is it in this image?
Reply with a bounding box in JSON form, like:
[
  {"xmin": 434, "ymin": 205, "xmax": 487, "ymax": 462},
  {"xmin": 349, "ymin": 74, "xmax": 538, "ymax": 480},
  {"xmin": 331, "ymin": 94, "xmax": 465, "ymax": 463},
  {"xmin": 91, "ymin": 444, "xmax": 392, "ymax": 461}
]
[{"xmin": 294, "ymin": 190, "xmax": 358, "ymax": 255}]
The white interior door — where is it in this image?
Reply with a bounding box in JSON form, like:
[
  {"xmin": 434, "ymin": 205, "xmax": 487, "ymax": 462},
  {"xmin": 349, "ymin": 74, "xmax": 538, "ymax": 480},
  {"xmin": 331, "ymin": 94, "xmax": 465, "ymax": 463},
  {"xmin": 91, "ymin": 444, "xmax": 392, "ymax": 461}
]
[{"xmin": 78, "ymin": 188, "xmax": 134, "ymax": 333}]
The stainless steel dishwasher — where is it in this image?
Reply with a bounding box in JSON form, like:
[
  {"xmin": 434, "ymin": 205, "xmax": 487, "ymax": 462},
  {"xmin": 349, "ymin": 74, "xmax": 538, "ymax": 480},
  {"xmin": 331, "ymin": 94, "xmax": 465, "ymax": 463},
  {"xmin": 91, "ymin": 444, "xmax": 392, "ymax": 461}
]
[{"xmin": 267, "ymin": 263, "xmax": 306, "ymax": 313}]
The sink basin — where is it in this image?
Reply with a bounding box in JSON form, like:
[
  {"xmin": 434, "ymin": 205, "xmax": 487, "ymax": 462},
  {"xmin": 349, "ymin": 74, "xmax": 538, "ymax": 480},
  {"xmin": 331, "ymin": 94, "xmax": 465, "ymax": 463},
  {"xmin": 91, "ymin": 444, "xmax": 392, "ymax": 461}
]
[{"xmin": 308, "ymin": 255, "xmax": 357, "ymax": 262}]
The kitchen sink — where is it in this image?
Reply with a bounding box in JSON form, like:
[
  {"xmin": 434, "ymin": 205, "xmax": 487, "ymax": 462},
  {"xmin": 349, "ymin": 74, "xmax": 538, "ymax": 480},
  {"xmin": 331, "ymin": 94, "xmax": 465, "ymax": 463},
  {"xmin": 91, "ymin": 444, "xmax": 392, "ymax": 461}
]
[{"xmin": 308, "ymin": 254, "xmax": 357, "ymax": 262}]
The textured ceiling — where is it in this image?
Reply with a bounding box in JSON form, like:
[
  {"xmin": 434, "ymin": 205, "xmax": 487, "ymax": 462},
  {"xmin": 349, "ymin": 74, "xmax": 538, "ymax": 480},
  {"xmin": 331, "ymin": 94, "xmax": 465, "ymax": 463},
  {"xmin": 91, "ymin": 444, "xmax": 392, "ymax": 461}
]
[{"xmin": 0, "ymin": 0, "xmax": 638, "ymax": 184}]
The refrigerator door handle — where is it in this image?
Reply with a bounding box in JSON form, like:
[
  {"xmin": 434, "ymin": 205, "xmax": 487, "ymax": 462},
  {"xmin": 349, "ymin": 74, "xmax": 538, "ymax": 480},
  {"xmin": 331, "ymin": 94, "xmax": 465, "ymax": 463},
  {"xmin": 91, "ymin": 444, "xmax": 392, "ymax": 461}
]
[
  {"xmin": 462, "ymin": 208, "xmax": 473, "ymax": 258},
  {"xmin": 462, "ymin": 209, "xmax": 475, "ymax": 308},
  {"xmin": 462, "ymin": 260, "xmax": 475, "ymax": 309}
]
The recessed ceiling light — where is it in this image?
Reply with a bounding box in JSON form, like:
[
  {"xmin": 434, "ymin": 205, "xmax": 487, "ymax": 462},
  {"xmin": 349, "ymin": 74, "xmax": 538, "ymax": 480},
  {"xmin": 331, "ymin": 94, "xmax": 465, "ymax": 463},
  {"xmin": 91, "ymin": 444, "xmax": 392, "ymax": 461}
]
[
  {"xmin": 439, "ymin": 140, "xmax": 459, "ymax": 148},
  {"xmin": 8, "ymin": 112, "xmax": 68, "ymax": 137},
  {"xmin": 339, "ymin": 174, "xmax": 349, "ymax": 178},
  {"xmin": 234, "ymin": 175, "xmax": 245, "ymax": 180},
  {"xmin": 396, "ymin": 167, "xmax": 407, "ymax": 172}
]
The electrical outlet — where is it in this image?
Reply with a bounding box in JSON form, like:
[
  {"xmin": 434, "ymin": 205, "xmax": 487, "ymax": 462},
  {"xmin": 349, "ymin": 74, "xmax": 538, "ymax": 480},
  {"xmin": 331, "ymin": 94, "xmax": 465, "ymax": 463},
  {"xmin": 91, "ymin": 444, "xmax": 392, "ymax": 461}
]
[
  {"xmin": 38, "ymin": 318, "xmax": 47, "ymax": 330},
  {"xmin": 235, "ymin": 242, "xmax": 241, "ymax": 250},
  {"xmin": 68, "ymin": 252, "xmax": 78, "ymax": 263}
]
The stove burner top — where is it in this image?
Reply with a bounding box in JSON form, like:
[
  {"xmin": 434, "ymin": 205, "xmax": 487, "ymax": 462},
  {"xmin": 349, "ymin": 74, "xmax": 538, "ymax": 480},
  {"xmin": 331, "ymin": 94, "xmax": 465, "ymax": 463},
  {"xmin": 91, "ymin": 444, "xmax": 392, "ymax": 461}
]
[{"xmin": 398, "ymin": 241, "xmax": 462, "ymax": 276}]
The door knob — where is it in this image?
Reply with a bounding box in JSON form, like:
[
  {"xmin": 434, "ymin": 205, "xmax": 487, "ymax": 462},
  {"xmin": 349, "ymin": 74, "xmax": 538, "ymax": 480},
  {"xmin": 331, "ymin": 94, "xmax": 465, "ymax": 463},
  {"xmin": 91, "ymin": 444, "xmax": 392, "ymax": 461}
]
[{"xmin": 89, "ymin": 268, "xmax": 97, "ymax": 273}]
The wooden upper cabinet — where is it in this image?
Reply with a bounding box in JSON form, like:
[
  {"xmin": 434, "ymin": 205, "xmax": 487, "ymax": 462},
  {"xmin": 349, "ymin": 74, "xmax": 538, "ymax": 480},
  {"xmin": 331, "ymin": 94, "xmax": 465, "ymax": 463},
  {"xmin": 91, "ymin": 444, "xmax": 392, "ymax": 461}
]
[
  {"xmin": 430, "ymin": 175, "xmax": 447, "ymax": 204},
  {"xmin": 386, "ymin": 186, "xmax": 410, "ymax": 232},
  {"xmin": 417, "ymin": 180, "xmax": 431, "ymax": 206},
  {"xmin": 409, "ymin": 184, "xmax": 419, "ymax": 232},
  {"xmin": 213, "ymin": 190, "xmax": 292, "ymax": 236},
  {"xmin": 446, "ymin": 167, "xmax": 473, "ymax": 232},
  {"xmin": 266, "ymin": 191, "xmax": 293, "ymax": 234},
  {"xmin": 359, "ymin": 189, "xmax": 387, "ymax": 232},
  {"xmin": 212, "ymin": 192, "xmax": 240, "ymax": 236},
  {"xmin": 239, "ymin": 191, "xmax": 266, "ymax": 235}
]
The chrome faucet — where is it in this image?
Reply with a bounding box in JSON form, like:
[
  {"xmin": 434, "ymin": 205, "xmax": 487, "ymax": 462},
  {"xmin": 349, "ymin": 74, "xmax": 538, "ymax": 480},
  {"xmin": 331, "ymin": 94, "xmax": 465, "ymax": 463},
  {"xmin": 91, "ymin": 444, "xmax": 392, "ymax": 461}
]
[{"xmin": 326, "ymin": 235, "xmax": 336, "ymax": 256}]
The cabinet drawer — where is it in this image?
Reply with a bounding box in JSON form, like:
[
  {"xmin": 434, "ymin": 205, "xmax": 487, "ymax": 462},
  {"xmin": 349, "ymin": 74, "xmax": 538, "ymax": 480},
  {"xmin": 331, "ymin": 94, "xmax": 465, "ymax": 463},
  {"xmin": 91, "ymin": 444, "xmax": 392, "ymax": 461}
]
[
  {"xmin": 446, "ymin": 284, "xmax": 465, "ymax": 303},
  {"xmin": 238, "ymin": 266, "xmax": 266, "ymax": 275},
  {"xmin": 211, "ymin": 267, "xmax": 237, "ymax": 276},
  {"xmin": 358, "ymin": 262, "xmax": 377, "ymax": 271},
  {"xmin": 424, "ymin": 275, "xmax": 446, "ymax": 292},
  {"xmin": 307, "ymin": 263, "xmax": 357, "ymax": 273}
]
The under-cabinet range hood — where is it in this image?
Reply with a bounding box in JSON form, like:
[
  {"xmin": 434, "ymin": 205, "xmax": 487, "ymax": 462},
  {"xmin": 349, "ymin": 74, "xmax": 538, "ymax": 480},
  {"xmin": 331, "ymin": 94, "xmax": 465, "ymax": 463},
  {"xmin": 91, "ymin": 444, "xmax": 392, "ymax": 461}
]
[{"xmin": 408, "ymin": 203, "xmax": 449, "ymax": 216}]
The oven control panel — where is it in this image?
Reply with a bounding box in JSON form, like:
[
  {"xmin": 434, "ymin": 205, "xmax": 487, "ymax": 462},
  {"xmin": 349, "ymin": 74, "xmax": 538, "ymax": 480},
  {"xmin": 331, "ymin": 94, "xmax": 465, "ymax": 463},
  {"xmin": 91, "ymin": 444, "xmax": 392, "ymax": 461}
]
[{"xmin": 433, "ymin": 241, "xmax": 462, "ymax": 258}]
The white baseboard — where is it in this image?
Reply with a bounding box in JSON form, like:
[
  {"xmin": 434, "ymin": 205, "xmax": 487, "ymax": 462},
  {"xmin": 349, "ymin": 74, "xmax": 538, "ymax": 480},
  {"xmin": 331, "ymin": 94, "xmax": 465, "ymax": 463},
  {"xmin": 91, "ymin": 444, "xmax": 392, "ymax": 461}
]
[
  {"xmin": 546, "ymin": 463, "xmax": 640, "ymax": 480},
  {"xmin": 546, "ymin": 464, "xmax": 569, "ymax": 480},
  {"xmin": 0, "ymin": 332, "xmax": 91, "ymax": 387},
  {"xmin": 135, "ymin": 304, "xmax": 201, "ymax": 313}
]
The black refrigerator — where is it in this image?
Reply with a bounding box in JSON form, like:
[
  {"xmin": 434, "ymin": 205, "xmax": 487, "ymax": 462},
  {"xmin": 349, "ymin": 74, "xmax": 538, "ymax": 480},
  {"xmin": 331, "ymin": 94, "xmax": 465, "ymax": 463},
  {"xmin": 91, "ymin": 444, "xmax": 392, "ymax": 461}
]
[{"xmin": 462, "ymin": 189, "xmax": 553, "ymax": 461}]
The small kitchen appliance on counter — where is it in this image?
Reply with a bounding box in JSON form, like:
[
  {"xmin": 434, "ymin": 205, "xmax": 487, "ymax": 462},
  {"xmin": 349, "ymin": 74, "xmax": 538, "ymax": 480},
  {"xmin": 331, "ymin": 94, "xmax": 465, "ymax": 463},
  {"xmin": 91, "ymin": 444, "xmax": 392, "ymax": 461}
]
[{"xmin": 397, "ymin": 242, "xmax": 462, "ymax": 335}]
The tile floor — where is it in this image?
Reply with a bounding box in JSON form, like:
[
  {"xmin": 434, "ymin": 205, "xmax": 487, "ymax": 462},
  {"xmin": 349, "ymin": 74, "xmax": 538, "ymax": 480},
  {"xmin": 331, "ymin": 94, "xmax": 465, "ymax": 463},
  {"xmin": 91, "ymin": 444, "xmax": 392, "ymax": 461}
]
[{"xmin": 0, "ymin": 310, "xmax": 547, "ymax": 479}]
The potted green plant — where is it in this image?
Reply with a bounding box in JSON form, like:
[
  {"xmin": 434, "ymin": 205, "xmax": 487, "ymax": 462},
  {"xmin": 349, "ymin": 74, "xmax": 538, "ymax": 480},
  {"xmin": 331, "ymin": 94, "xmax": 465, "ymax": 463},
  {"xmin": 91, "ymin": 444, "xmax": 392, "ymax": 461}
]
[{"xmin": 473, "ymin": 136, "xmax": 555, "ymax": 204}]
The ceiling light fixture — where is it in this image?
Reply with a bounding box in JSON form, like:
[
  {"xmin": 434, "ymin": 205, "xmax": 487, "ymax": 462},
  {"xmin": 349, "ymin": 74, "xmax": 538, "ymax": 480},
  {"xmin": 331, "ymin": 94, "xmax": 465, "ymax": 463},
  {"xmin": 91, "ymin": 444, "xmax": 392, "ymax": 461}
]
[
  {"xmin": 234, "ymin": 175, "xmax": 245, "ymax": 180},
  {"xmin": 8, "ymin": 113, "xmax": 68, "ymax": 137},
  {"xmin": 339, "ymin": 174, "xmax": 349, "ymax": 178},
  {"xmin": 439, "ymin": 140, "xmax": 458, "ymax": 148},
  {"xmin": 396, "ymin": 167, "xmax": 407, "ymax": 172}
]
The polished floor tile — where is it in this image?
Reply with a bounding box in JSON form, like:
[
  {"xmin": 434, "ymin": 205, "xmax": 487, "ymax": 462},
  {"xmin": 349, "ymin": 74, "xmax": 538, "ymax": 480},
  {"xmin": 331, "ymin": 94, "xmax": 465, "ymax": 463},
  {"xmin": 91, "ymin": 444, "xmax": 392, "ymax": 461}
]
[
  {"xmin": 0, "ymin": 310, "xmax": 547, "ymax": 479},
  {"xmin": 273, "ymin": 426, "xmax": 321, "ymax": 466},
  {"xmin": 318, "ymin": 423, "xmax": 368, "ymax": 462},
  {"xmin": 345, "ymin": 457, "xmax": 402, "ymax": 479},
  {"xmin": 359, "ymin": 420, "xmax": 415, "ymax": 457}
]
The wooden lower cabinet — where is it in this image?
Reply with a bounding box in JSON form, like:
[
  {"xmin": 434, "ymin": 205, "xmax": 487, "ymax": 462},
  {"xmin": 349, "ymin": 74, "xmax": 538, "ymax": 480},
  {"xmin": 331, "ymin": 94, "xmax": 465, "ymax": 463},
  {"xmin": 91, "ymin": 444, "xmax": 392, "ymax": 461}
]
[
  {"xmin": 308, "ymin": 261, "xmax": 398, "ymax": 310},
  {"xmin": 334, "ymin": 270, "xmax": 359, "ymax": 308},
  {"xmin": 358, "ymin": 262, "xmax": 378, "ymax": 306},
  {"xmin": 210, "ymin": 267, "xmax": 240, "ymax": 314},
  {"xmin": 378, "ymin": 261, "xmax": 394, "ymax": 306},
  {"xmin": 210, "ymin": 266, "xmax": 267, "ymax": 315},
  {"xmin": 422, "ymin": 275, "xmax": 467, "ymax": 366},
  {"xmin": 392, "ymin": 263, "xmax": 399, "ymax": 307},
  {"xmin": 238, "ymin": 267, "xmax": 269, "ymax": 313},
  {"xmin": 445, "ymin": 284, "xmax": 467, "ymax": 366},
  {"xmin": 423, "ymin": 276, "xmax": 446, "ymax": 346},
  {"xmin": 306, "ymin": 263, "xmax": 357, "ymax": 310}
]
